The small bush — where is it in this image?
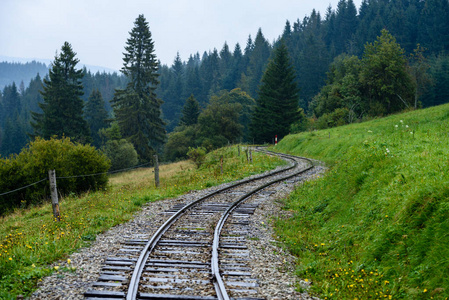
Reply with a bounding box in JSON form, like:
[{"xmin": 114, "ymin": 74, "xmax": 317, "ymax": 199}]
[
  {"xmin": 187, "ymin": 147, "xmax": 207, "ymax": 168},
  {"xmin": 315, "ymin": 108, "xmax": 349, "ymax": 129},
  {"xmin": 0, "ymin": 137, "xmax": 110, "ymax": 215},
  {"xmin": 102, "ymin": 139, "xmax": 138, "ymax": 171}
]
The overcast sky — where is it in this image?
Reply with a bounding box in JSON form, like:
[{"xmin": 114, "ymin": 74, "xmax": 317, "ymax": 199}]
[{"xmin": 0, "ymin": 0, "xmax": 362, "ymax": 72}]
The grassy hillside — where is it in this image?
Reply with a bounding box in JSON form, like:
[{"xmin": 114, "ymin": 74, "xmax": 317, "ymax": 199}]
[
  {"xmin": 0, "ymin": 146, "xmax": 284, "ymax": 299},
  {"xmin": 274, "ymin": 105, "xmax": 449, "ymax": 299}
]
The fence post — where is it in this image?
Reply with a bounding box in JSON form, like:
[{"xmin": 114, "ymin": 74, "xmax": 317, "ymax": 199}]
[
  {"xmin": 48, "ymin": 170, "xmax": 60, "ymax": 222},
  {"xmin": 238, "ymin": 145, "xmax": 240, "ymax": 156},
  {"xmin": 220, "ymin": 155, "xmax": 224, "ymax": 174},
  {"xmin": 154, "ymin": 154, "xmax": 160, "ymax": 188},
  {"xmin": 249, "ymin": 148, "xmax": 253, "ymax": 163}
]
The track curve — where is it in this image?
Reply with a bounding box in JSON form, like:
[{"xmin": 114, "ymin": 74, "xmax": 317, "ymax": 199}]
[{"xmin": 84, "ymin": 149, "xmax": 313, "ymax": 300}]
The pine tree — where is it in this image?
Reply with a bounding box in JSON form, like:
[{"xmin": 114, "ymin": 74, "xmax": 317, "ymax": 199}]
[
  {"xmin": 250, "ymin": 42, "xmax": 299, "ymax": 143},
  {"xmin": 1, "ymin": 82, "xmax": 21, "ymax": 126},
  {"xmin": 112, "ymin": 14, "xmax": 165, "ymax": 162},
  {"xmin": 179, "ymin": 94, "xmax": 200, "ymax": 127},
  {"xmin": 85, "ymin": 89, "xmax": 108, "ymax": 147},
  {"xmin": 31, "ymin": 42, "xmax": 91, "ymax": 143},
  {"xmin": 163, "ymin": 52, "xmax": 185, "ymax": 131},
  {"xmin": 246, "ymin": 29, "xmax": 271, "ymax": 98}
]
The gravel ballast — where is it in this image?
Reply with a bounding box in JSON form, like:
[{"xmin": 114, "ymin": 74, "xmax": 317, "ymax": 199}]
[{"xmin": 29, "ymin": 163, "xmax": 325, "ymax": 300}]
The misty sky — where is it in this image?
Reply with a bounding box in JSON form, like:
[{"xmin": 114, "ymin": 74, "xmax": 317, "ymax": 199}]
[{"xmin": 1, "ymin": 0, "xmax": 362, "ymax": 71}]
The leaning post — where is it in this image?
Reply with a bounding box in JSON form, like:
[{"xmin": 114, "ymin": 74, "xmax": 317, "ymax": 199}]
[
  {"xmin": 48, "ymin": 170, "xmax": 60, "ymax": 222},
  {"xmin": 154, "ymin": 154, "xmax": 160, "ymax": 188}
]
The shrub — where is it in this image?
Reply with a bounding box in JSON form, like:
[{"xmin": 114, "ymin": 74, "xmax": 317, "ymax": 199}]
[
  {"xmin": 315, "ymin": 108, "xmax": 349, "ymax": 129},
  {"xmin": 0, "ymin": 137, "xmax": 110, "ymax": 215},
  {"xmin": 187, "ymin": 147, "xmax": 207, "ymax": 168},
  {"xmin": 163, "ymin": 126, "xmax": 198, "ymax": 162},
  {"xmin": 102, "ymin": 139, "xmax": 138, "ymax": 171}
]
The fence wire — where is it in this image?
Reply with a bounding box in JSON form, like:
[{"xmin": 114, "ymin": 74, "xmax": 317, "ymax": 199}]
[
  {"xmin": 1, "ymin": 161, "xmax": 155, "ymax": 196},
  {"xmin": 0, "ymin": 178, "xmax": 48, "ymax": 197}
]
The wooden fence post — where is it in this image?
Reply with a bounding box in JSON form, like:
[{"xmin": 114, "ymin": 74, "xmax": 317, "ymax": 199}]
[
  {"xmin": 48, "ymin": 170, "xmax": 60, "ymax": 222},
  {"xmin": 238, "ymin": 145, "xmax": 240, "ymax": 156},
  {"xmin": 249, "ymin": 148, "xmax": 253, "ymax": 163},
  {"xmin": 154, "ymin": 154, "xmax": 160, "ymax": 188},
  {"xmin": 220, "ymin": 155, "xmax": 224, "ymax": 174}
]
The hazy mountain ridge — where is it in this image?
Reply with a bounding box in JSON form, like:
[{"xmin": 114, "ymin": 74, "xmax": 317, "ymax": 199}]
[{"xmin": 0, "ymin": 55, "xmax": 119, "ymax": 90}]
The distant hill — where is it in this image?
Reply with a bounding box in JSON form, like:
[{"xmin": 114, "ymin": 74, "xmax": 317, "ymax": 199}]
[
  {"xmin": 0, "ymin": 55, "xmax": 119, "ymax": 90},
  {"xmin": 0, "ymin": 60, "xmax": 48, "ymax": 90}
]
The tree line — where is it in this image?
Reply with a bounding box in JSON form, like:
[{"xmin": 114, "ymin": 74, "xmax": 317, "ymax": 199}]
[{"xmin": 1, "ymin": 0, "xmax": 449, "ymax": 160}]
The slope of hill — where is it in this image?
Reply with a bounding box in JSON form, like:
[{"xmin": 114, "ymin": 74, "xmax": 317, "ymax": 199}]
[{"xmin": 274, "ymin": 105, "xmax": 449, "ymax": 299}]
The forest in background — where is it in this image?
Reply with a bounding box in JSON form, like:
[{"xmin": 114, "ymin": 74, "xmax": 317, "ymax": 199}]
[{"xmin": 1, "ymin": 0, "xmax": 449, "ymax": 158}]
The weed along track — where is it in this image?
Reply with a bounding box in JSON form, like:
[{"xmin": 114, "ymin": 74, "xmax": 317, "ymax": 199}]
[{"xmin": 83, "ymin": 150, "xmax": 314, "ymax": 300}]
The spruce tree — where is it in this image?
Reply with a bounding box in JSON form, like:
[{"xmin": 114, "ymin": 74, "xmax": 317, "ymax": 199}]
[
  {"xmin": 31, "ymin": 42, "xmax": 91, "ymax": 143},
  {"xmin": 179, "ymin": 94, "xmax": 200, "ymax": 127},
  {"xmin": 246, "ymin": 29, "xmax": 271, "ymax": 98},
  {"xmin": 85, "ymin": 89, "xmax": 108, "ymax": 147},
  {"xmin": 112, "ymin": 14, "xmax": 165, "ymax": 162},
  {"xmin": 250, "ymin": 42, "xmax": 299, "ymax": 143}
]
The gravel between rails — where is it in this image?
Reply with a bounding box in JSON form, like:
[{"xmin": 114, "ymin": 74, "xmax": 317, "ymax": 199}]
[{"xmin": 28, "ymin": 163, "xmax": 325, "ymax": 300}]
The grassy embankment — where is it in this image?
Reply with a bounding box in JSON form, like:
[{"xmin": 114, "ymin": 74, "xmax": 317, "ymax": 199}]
[
  {"xmin": 0, "ymin": 146, "xmax": 285, "ymax": 299},
  {"xmin": 274, "ymin": 104, "xmax": 449, "ymax": 299}
]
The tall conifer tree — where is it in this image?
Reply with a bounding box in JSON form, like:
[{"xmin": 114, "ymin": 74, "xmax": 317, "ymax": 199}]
[
  {"xmin": 31, "ymin": 42, "xmax": 91, "ymax": 143},
  {"xmin": 250, "ymin": 42, "xmax": 299, "ymax": 143},
  {"xmin": 179, "ymin": 94, "xmax": 200, "ymax": 127},
  {"xmin": 85, "ymin": 89, "xmax": 108, "ymax": 147},
  {"xmin": 112, "ymin": 14, "xmax": 165, "ymax": 162}
]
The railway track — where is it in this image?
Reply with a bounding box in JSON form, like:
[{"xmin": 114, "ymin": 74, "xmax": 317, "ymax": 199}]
[{"xmin": 84, "ymin": 149, "xmax": 314, "ymax": 300}]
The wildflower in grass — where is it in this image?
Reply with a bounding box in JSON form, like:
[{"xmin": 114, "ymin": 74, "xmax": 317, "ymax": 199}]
[
  {"xmin": 54, "ymin": 266, "xmax": 59, "ymax": 270},
  {"xmin": 32, "ymin": 264, "xmax": 36, "ymax": 268},
  {"xmin": 423, "ymin": 289, "xmax": 427, "ymax": 293},
  {"xmin": 395, "ymin": 125, "xmax": 398, "ymax": 128},
  {"xmin": 9, "ymin": 257, "xmax": 12, "ymax": 261},
  {"xmin": 67, "ymin": 259, "xmax": 71, "ymax": 264}
]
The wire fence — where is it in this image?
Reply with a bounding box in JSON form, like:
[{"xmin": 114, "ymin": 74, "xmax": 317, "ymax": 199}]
[
  {"xmin": 0, "ymin": 178, "xmax": 48, "ymax": 197},
  {"xmin": 0, "ymin": 161, "xmax": 155, "ymax": 197}
]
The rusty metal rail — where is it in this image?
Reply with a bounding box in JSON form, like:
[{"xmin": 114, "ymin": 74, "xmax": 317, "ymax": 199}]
[{"xmin": 85, "ymin": 149, "xmax": 313, "ymax": 300}]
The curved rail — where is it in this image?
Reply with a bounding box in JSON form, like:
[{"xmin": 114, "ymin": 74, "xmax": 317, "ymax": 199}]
[
  {"xmin": 211, "ymin": 151, "xmax": 313, "ymax": 299},
  {"xmin": 126, "ymin": 149, "xmax": 299, "ymax": 299}
]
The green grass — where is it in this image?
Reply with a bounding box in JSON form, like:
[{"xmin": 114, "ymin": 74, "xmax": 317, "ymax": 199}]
[
  {"xmin": 273, "ymin": 105, "xmax": 449, "ymax": 299},
  {"xmin": 0, "ymin": 145, "xmax": 285, "ymax": 299}
]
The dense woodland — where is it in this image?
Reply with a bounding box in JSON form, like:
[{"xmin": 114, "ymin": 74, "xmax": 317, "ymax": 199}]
[{"xmin": 1, "ymin": 0, "xmax": 449, "ymax": 160}]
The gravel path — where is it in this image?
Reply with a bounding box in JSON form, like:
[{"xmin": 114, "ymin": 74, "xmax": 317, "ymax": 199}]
[{"xmin": 29, "ymin": 164, "xmax": 325, "ymax": 300}]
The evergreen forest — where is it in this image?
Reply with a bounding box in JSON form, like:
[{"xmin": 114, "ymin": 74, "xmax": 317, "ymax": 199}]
[{"xmin": 1, "ymin": 0, "xmax": 449, "ymax": 161}]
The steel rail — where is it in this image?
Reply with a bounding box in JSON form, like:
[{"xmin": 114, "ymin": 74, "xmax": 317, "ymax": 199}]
[
  {"xmin": 211, "ymin": 151, "xmax": 313, "ymax": 300},
  {"xmin": 126, "ymin": 150, "xmax": 298, "ymax": 300}
]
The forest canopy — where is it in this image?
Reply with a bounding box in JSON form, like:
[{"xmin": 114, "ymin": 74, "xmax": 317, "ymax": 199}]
[{"xmin": 1, "ymin": 0, "xmax": 449, "ymax": 158}]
